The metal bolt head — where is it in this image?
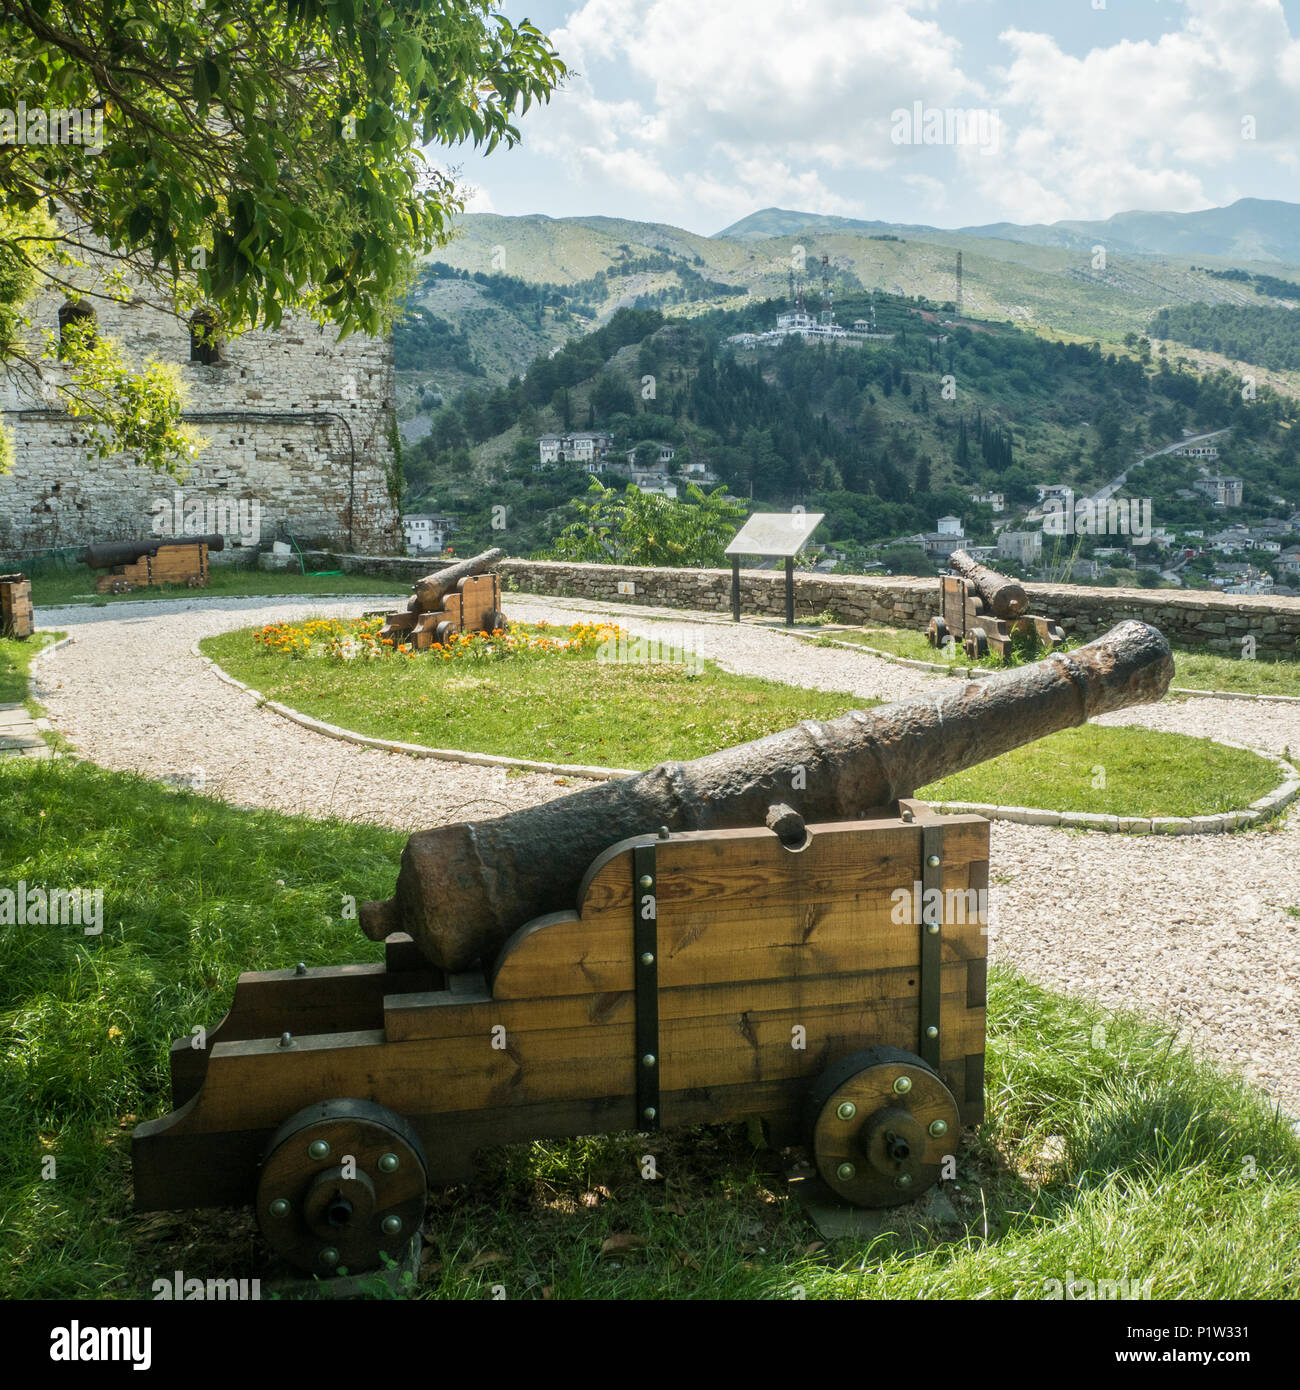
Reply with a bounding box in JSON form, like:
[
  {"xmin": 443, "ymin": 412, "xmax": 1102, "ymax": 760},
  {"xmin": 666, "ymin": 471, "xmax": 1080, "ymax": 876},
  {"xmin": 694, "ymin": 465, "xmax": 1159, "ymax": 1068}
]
[
  {"xmin": 836, "ymin": 1162, "xmax": 857, "ymax": 1182},
  {"xmin": 319, "ymin": 1247, "xmax": 340, "ymax": 1267},
  {"xmin": 381, "ymin": 1215, "xmax": 402, "ymax": 1236},
  {"xmin": 640, "ymin": 951, "xmax": 655, "ymax": 966},
  {"xmin": 268, "ymin": 1198, "xmax": 291, "ymax": 1218},
  {"xmin": 925, "ymin": 1025, "xmax": 939, "ymax": 1039},
  {"xmin": 377, "ymin": 1152, "xmax": 399, "ymax": 1173},
  {"xmin": 657, "ymin": 826, "xmax": 670, "ymax": 840},
  {"xmin": 892, "ymin": 1076, "xmax": 913, "ymax": 1095},
  {"xmin": 928, "ymin": 1119, "xmax": 949, "ymax": 1138},
  {"xmin": 926, "ymin": 854, "xmax": 941, "ymax": 868},
  {"xmin": 926, "ymin": 922, "xmax": 940, "ymax": 935},
  {"xmin": 308, "ymin": 1139, "xmax": 330, "ymax": 1160},
  {"xmin": 278, "ymin": 1032, "xmax": 294, "ymax": 1048},
  {"xmin": 643, "ymin": 1106, "xmax": 657, "ymax": 1122},
  {"xmin": 641, "ymin": 1053, "xmax": 657, "ymax": 1068},
  {"xmin": 896, "ymin": 1173, "xmax": 913, "ymax": 1188},
  {"xmin": 836, "ymin": 1101, "xmax": 857, "ymax": 1121},
  {"xmin": 295, "ymin": 961, "xmax": 307, "ymax": 976},
  {"xmin": 638, "ymin": 874, "xmax": 654, "ymax": 890}
]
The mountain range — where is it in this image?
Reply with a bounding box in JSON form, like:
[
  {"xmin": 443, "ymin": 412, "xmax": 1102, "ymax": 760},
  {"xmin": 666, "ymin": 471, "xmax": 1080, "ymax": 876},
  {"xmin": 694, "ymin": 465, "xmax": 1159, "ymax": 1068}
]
[{"xmin": 715, "ymin": 198, "xmax": 1300, "ymax": 265}]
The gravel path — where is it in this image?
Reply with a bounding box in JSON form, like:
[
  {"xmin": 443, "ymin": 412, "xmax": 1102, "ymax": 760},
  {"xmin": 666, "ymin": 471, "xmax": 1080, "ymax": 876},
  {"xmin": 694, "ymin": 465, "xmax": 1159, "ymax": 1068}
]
[{"xmin": 30, "ymin": 592, "xmax": 1300, "ymax": 1119}]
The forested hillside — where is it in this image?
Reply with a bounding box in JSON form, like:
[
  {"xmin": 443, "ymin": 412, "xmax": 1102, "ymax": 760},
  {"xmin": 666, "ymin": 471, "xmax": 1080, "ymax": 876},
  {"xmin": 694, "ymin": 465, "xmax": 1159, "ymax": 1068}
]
[
  {"xmin": 1149, "ymin": 301, "xmax": 1300, "ymax": 373},
  {"xmin": 402, "ymin": 292, "xmax": 1298, "ymax": 563}
]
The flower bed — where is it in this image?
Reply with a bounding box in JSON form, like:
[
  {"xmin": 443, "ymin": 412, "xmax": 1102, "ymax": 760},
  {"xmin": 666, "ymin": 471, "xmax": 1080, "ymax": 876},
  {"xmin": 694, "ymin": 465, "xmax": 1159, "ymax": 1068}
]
[{"xmin": 252, "ymin": 617, "xmax": 621, "ymax": 664}]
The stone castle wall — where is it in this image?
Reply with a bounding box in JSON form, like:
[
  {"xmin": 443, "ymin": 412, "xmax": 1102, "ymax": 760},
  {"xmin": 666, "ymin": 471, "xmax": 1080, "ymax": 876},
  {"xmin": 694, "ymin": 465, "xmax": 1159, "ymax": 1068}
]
[
  {"xmin": 309, "ymin": 552, "xmax": 1300, "ymax": 655},
  {"xmin": 0, "ymin": 268, "xmax": 402, "ymax": 560}
]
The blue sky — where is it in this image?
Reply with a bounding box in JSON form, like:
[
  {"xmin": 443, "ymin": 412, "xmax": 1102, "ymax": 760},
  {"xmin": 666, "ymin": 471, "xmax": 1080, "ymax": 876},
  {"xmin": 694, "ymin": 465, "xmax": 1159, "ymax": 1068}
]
[{"xmin": 442, "ymin": 0, "xmax": 1300, "ymax": 235}]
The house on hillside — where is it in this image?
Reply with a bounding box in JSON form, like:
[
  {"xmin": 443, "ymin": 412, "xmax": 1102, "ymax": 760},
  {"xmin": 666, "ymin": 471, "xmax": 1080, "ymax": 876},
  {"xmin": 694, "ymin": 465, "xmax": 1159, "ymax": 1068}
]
[
  {"xmin": 625, "ymin": 443, "xmax": 676, "ymax": 468},
  {"xmin": 997, "ymin": 530, "xmax": 1042, "ymax": 564},
  {"xmin": 538, "ymin": 431, "xmax": 614, "ymax": 465},
  {"xmin": 1194, "ymin": 476, "xmax": 1243, "ymax": 507},
  {"xmin": 402, "ymin": 513, "xmax": 457, "ymax": 555},
  {"xmin": 1174, "ymin": 443, "xmax": 1220, "ymax": 459},
  {"xmin": 679, "ymin": 459, "xmax": 720, "ymax": 484},
  {"xmin": 629, "ymin": 470, "xmax": 678, "ymax": 498},
  {"xmin": 971, "ymin": 490, "xmax": 1004, "ymax": 512}
]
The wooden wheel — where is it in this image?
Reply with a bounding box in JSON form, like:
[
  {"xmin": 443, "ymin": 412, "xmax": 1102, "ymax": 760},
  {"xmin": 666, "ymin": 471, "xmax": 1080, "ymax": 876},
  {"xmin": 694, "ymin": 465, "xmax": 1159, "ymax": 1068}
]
[
  {"xmin": 926, "ymin": 616, "xmax": 947, "ymax": 648},
  {"xmin": 964, "ymin": 629, "xmax": 989, "ymax": 660},
  {"xmin": 805, "ymin": 1046, "xmax": 959, "ymax": 1208},
  {"xmin": 107, "ymin": 578, "xmax": 134, "ymax": 595},
  {"xmin": 488, "ymin": 610, "xmax": 509, "ymax": 633},
  {"xmin": 256, "ymin": 1099, "xmax": 428, "ymax": 1275},
  {"xmin": 433, "ymin": 621, "xmax": 454, "ymax": 645},
  {"xmin": 1045, "ymin": 623, "xmax": 1065, "ymax": 645}
]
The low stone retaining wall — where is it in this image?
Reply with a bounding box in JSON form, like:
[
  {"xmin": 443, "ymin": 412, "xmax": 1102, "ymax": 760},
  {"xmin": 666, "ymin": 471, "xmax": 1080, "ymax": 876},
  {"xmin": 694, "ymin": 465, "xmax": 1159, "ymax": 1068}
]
[{"xmin": 305, "ymin": 552, "xmax": 1300, "ymax": 654}]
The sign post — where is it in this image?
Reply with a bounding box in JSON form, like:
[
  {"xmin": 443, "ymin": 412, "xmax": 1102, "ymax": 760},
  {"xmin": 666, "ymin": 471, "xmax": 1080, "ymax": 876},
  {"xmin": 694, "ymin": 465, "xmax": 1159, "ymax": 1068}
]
[{"xmin": 724, "ymin": 512, "xmax": 824, "ymax": 627}]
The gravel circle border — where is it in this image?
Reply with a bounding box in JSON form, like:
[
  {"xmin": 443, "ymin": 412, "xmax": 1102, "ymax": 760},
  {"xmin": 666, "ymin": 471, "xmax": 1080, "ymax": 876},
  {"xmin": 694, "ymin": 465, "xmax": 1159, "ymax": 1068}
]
[{"xmin": 194, "ymin": 641, "xmax": 1298, "ymax": 832}]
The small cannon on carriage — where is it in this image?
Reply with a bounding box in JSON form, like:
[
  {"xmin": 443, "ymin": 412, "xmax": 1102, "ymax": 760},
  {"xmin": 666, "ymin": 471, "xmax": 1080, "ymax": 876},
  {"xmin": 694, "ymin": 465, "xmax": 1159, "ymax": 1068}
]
[{"xmin": 927, "ymin": 549, "xmax": 1064, "ymax": 661}]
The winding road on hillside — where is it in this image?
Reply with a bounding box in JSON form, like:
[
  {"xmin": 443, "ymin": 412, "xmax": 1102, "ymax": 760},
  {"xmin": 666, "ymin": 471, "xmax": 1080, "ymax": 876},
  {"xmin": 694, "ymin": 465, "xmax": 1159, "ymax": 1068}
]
[{"xmin": 27, "ymin": 591, "xmax": 1300, "ymax": 1123}]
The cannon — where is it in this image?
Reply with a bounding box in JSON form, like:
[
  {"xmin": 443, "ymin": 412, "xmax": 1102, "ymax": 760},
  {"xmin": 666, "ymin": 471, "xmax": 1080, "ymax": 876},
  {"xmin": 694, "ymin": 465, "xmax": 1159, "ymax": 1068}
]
[
  {"xmin": 131, "ymin": 621, "xmax": 1173, "ymax": 1276},
  {"xmin": 378, "ymin": 546, "xmax": 507, "ymax": 650},
  {"xmin": 927, "ymin": 548, "xmax": 1062, "ymax": 660},
  {"xmin": 81, "ymin": 534, "xmax": 225, "ymax": 594}
]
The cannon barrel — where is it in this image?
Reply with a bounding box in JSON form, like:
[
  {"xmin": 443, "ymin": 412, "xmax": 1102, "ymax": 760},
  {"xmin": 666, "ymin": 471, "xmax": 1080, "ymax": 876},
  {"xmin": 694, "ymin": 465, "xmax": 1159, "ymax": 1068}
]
[
  {"xmin": 407, "ymin": 547, "xmax": 504, "ymax": 614},
  {"xmin": 361, "ymin": 620, "xmax": 1174, "ymax": 971},
  {"xmin": 949, "ymin": 549, "xmax": 1027, "ymax": 619},
  {"xmin": 82, "ymin": 534, "xmax": 226, "ymax": 570}
]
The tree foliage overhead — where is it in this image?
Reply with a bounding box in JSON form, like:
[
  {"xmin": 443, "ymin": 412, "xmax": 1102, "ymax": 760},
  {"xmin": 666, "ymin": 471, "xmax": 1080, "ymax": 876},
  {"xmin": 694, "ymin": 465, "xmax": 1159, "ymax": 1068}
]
[
  {"xmin": 0, "ymin": 1, "xmax": 565, "ymax": 473},
  {"xmin": 1, "ymin": 0, "xmax": 566, "ymax": 337}
]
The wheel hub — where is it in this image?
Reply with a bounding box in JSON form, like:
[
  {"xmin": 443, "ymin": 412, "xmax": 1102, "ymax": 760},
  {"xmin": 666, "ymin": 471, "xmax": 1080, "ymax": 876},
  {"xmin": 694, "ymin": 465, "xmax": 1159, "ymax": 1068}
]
[
  {"xmin": 256, "ymin": 1099, "xmax": 428, "ymax": 1275},
  {"xmin": 807, "ymin": 1047, "xmax": 960, "ymax": 1208}
]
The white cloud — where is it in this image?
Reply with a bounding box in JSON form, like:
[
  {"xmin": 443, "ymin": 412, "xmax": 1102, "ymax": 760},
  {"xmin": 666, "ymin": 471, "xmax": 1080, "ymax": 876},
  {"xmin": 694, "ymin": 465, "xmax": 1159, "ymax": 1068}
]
[
  {"xmin": 979, "ymin": 0, "xmax": 1300, "ymax": 220},
  {"xmin": 507, "ymin": 0, "xmax": 1300, "ymax": 229}
]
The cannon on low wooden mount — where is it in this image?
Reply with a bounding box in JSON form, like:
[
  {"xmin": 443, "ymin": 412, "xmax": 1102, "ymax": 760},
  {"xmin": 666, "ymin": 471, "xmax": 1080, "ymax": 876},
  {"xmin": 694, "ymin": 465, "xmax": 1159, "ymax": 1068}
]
[
  {"xmin": 377, "ymin": 547, "xmax": 508, "ymax": 650},
  {"xmin": 131, "ymin": 621, "xmax": 1173, "ymax": 1277},
  {"xmin": 80, "ymin": 533, "xmax": 225, "ymax": 594},
  {"xmin": 927, "ymin": 549, "xmax": 1064, "ymax": 661}
]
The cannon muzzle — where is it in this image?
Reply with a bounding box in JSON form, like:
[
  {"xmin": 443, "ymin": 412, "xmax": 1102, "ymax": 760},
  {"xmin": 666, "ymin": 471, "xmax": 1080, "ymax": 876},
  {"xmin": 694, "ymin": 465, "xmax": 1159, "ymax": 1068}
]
[{"xmin": 361, "ymin": 620, "xmax": 1174, "ymax": 972}]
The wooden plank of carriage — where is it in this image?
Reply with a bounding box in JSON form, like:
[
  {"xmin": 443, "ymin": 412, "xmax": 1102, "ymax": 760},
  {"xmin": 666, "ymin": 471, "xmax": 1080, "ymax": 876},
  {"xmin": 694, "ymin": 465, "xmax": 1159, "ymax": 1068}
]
[
  {"xmin": 491, "ymin": 819, "xmax": 990, "ymax": 998},
  {"xmin": 0, "ymin": 573, "xmax": 34, "ymax": 638},
  {"xmin": 140, "ymin": 990, "xmax": 983, "ymax": 1132}
]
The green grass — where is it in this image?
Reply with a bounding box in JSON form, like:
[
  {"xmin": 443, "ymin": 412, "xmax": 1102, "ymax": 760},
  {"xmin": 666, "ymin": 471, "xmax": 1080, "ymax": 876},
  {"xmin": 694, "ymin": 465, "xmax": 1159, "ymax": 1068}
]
[
  {"xmin": 815, "ymin": 624, "xmax": 1068, "ymax": 671},
  {"xmin": 1, "ymin": 630, "xmax": 63, "ymax": 715},
  {"xmin": 205, "ymin": 621, "xmax": 1284, "ymax": 813},
  {"xmin": 1171, "ymin": 647, "xmax": 1300, "ymax": 698},
  {"xmin": 28, "ymin": 563, "xmax": 410, "ymax": 608},
  {"xmin": 1, "ymin": 756, "xmax": 1296, "ymax": 1299},
  {"xmin": 202, "ymin": 623, "xmax": 864, "ymax": 767},
  {"xmin": 921, "ymin": 724, "xmax": 1279, "ymax": 817},
  {"xmin": 820, "ymin": 624, "xmax": 1300, "ymax": 699}
]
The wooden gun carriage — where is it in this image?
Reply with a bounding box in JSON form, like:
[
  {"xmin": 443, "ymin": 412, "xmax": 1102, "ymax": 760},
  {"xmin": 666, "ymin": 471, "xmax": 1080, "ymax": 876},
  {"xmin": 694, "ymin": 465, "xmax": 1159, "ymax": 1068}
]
[
  {"xmin": 134, "ymin": 804, "xmax": 988, "ymax": 1274},
  {"xmin": 928, "ymin": 549, "xmax": 1064, "ymax": 661},
  {"xmin": 81, "ymin": 534, "xmax": 224, "ymax": 595},
  {"xmin": 131, "ymin": 621, "xmax": 1173, "ymax": 1278},
  {"xmin": 0, "ymin": 572, "xmax": 34, "ymax": 639},
  {"xmin": 379, "ymin": 547, "xmax": 508, "ymax": 651}
]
